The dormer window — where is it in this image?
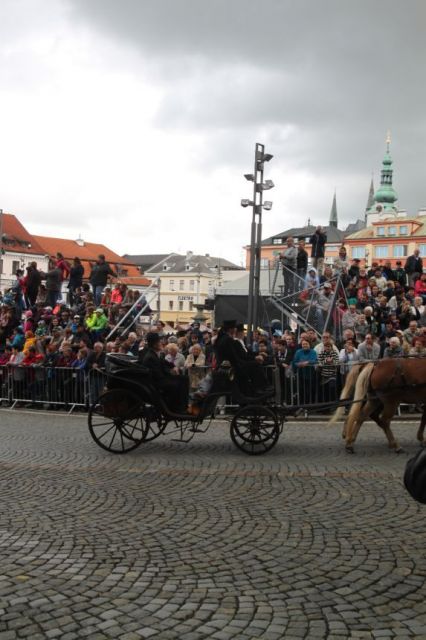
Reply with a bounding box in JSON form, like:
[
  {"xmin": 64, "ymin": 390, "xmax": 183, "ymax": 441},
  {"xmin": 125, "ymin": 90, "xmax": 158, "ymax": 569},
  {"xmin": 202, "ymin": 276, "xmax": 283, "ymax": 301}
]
[
  {"xmin": 163, "ymin": 264, "xmax": 168, "ymax": 271},
  {"xmin": 185, "ymin": 263, "xmax": 191, "ymax": 271},
  {"xmin": 377, "ymin": 226, "xmax": 385, "ymax": 236},
  {"xmin": 272, "ymin": 238, "xmax": 282, "ymax": 245}
]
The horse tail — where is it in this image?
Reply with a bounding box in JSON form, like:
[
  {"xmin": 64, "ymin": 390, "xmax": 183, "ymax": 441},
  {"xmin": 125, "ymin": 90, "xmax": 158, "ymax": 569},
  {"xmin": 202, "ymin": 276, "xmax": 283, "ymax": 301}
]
[
  {"xmin": 345, "ymin": 363, "xmax": 375, "ymax": 438},
  {"xmin": 328, "ymin": 363, "xmax": 364, "ymax": 426}
]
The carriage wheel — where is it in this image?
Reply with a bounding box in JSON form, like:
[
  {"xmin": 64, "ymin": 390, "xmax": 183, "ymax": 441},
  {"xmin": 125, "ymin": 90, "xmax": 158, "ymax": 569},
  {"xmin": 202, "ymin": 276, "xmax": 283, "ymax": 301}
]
[
  {"xmin": 140, "ymin": 403, "xmax": 166, "ymax": 441},
  {"xmin": 230, "ymin": 405, "xmax": 279, "ymax": 455},
  {"xmin": 88, "ymin": 389, "xmax": 147, "ymax": 453}
]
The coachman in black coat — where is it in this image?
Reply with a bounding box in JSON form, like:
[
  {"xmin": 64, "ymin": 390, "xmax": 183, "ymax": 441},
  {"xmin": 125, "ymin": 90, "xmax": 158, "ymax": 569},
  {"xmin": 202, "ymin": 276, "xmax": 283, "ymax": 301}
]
[
  {"xmin": 141, "ymin": 333, "xmax": 189, "ymax": 413},
  {"xmin": 214, "ymin": 321, "xmax": 267, "ymax": 395}
]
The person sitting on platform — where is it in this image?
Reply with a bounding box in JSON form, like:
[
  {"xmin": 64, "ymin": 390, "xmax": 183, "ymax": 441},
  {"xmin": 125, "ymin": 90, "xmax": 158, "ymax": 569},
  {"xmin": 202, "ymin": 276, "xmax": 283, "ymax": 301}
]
[{"xmin": 141, "ymin": 332, "xmax": 189, "ymax": 413}]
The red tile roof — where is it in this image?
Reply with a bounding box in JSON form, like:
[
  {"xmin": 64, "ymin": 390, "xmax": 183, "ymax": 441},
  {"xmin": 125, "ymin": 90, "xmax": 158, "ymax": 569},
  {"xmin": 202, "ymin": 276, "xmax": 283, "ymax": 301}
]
[
  {"xmin": 1, "ymin": 214, "xmax": 46, "ymax": 255},
  {"xmin": 32, "ymin": 235, "xmax": 151, "ymax": 287}
]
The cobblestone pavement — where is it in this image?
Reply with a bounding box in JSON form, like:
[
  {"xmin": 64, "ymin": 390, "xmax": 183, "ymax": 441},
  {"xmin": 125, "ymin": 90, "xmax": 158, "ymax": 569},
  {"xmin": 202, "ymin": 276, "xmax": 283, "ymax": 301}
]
[{"xmin": 0, "ymin": 410, "xmax": 425, "ymax": 639}]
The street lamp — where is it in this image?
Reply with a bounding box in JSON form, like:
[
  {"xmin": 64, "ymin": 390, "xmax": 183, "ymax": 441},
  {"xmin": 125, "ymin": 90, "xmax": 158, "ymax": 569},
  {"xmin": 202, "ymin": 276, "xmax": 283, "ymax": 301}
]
[{"xmin": 241, "ymin": 143, "xmax": 274, "ymax": 344}]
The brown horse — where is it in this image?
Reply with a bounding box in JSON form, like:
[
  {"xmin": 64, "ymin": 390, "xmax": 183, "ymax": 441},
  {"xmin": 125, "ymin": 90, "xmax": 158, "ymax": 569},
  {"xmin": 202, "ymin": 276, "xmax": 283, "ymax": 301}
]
[{"xmin": 344, "ymin": 358, "xmax": 426, "ymax": 453}]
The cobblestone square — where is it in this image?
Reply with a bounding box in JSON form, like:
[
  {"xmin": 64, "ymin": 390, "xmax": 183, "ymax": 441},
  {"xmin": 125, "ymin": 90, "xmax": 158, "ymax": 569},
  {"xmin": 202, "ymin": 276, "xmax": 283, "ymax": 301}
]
[{"xmin": 0, "ymin": 410, "xmax": 425, "ymax": 639}]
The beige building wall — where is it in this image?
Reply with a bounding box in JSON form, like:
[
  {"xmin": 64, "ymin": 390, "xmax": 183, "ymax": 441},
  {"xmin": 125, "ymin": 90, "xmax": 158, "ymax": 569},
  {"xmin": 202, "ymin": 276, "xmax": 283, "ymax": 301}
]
[{"xmin": 149, "ymin": 271, "xmax": 220, "ymax": 325}]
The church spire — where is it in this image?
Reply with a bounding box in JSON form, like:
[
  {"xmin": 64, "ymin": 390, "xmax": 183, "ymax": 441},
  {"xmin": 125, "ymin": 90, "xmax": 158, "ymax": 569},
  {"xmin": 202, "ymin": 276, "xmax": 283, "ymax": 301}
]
[
  {"xmin": 365, "ymin": 175, "xmax": 375, "ymax": 222},
  {"xmin": 329, "ymin": 191, "xmax": 338, "ymax": 228},
  {"xmin": 373, "ymin": 132, "xmax": 398, "ymax": 211}
]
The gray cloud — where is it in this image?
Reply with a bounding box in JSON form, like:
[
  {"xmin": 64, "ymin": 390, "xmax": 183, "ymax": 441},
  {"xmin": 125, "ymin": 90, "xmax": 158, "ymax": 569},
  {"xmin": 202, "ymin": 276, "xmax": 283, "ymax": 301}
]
[{"xmin": 67, "ymin": 0, "xmax": 426, "ymax": 223}]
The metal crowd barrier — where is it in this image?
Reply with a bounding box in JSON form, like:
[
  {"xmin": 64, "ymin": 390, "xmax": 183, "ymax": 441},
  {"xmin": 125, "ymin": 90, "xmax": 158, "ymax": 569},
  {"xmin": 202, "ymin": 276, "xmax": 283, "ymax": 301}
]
[
  {"xmin": 0, "ymin": 361, "xmax": 358, "ymax": 416},
  {"xmin": 278, "ymin": 362, "xmax": 344, "ymax": 412},
  {"xmin": 0, "ymin": 365, "xmax": 92, "ymax": 412},
  {"xmin": 0, "ymin": 361, "xmax": 344, "ymax": 414}
]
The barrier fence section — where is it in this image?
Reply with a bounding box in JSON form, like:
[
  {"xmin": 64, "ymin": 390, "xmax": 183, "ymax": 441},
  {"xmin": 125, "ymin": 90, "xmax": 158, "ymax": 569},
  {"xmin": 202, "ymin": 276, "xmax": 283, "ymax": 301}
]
[
  {"xmin": 277, "ymin": 362, "xmax": 345, "ymax": 410},
  {"xmin": 0, "ymin": 362, "xmax": 349, "ymax": 414},
  {"xmin": 0, "ymin": 365, "xmax": 101, "ymax": 411}
]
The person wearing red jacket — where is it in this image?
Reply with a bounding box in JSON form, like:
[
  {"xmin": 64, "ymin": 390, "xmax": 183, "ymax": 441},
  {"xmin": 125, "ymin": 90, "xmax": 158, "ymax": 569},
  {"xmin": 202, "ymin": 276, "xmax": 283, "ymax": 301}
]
[
  {"xmin": 414, "ymin": 273, "xmax": 426, "ymax": 303},
  {"xmin": 22, "ymin": 347, "xmax": 45, "ymax": 407},
  {"xmin": 55, "ymin": 252, "xmax": 71, "ymax": 281}
]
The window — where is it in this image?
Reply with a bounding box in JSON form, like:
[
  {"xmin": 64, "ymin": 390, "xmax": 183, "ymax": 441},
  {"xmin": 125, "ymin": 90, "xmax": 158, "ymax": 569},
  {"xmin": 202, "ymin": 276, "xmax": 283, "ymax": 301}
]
[
  {"xmin": 399, "ymin": 225, "xmax": 408, "ymax": 235},
  {"xmin": 393, "ymin": 245, "xmax": 408, "ymax": 258},
  {"xmin": 260, "ymin": 258, "xmax": 269, "ymax": 269},
  {"xmin": 179, "ymin": 280, "xmax": 184, "ymax": 291},
  {"xmin": 388, "ymin": 226, "xmax": 396, "ymax": 236},
  {"xmin": 377, "ymin": 227, "xmax": 385, "ymax": 236},
  {"xmin": 179, "ymin": 301, "xmax": 184, "ymax": 311},
  {"xmin": 0, "ymin": 259, "xmax": 2, "ymax": 274},
  {"xmin": 374, "ymin": 245, "xmax": 389, "ymax": 258},
  {"xmin": 272, "ymin": 238, "xmax": 282, "ymax": 245},
  {"xmin": 12, "ymin": 260, "xmax": 20, "ymax": 274},
  {"xmin": 189, "ymin": 301, "xmax": 193, "ymax": 311},
  {"xmin": 351, "ymin": 246, "xmax": 366, "ymax": 259},
  {"xmin": 327, "ymin": 245, "xmax": 338, "ymax": 252},
  {"xmin": 169, "ymin": 279, "xmax": 175, "ymax": 290},
  {"xmin": 168, "ymin": 300, "xmax": 173, "ymax": 310},
  {"xmin": 189, "ymin": 280, "xmax": 195, "ymax": 291},
  {"xmin": 419, "ymin": 244, "xmax": 426, "ymax": 257}
]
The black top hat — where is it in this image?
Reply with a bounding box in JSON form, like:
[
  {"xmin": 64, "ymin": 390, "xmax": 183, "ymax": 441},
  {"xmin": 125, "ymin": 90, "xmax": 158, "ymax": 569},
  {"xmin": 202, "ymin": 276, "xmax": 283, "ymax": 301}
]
[
  {"xmin": 146, "ymin": 332, "xmax": 161, "ymax": 348},
  {"xmin": 222, "ymin": 319, "xmax": 237, "ymax": 330}
]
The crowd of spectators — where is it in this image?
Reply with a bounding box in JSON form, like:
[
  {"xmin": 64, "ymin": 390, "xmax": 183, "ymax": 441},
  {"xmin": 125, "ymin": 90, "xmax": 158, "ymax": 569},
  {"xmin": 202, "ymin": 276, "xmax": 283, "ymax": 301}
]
[
  {"xmin": 1, "ymin": 243, "xmax": 426, "ymax": 410},
  {"xmin": 0, "ymin": 253, "xmax": 216, "ymax": 408}
]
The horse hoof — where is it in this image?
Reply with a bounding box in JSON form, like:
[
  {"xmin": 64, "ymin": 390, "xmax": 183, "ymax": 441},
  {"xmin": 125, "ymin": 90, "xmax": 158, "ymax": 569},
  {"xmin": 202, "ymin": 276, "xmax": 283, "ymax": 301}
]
[
  {"xmin": 345, "ymin": 446, "xmax": 354, "ymax": 454},
  {"xmin": 395, "ymin": 447, "xmax": 403, "ymax": 454}
]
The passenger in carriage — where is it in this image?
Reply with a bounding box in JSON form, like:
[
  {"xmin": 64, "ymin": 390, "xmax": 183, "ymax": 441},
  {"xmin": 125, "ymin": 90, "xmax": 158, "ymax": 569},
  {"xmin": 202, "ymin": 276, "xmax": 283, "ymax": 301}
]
[{"xmin": 141, "ymin": 332, "xmax": 189, "ymax": 413}]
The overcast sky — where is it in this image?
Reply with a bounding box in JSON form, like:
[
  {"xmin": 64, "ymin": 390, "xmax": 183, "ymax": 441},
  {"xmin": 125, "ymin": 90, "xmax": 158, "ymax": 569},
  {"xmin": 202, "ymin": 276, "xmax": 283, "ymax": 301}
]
[{"xmin": 1, "ymin": 0, "xmax": 425, "ymax": 265}]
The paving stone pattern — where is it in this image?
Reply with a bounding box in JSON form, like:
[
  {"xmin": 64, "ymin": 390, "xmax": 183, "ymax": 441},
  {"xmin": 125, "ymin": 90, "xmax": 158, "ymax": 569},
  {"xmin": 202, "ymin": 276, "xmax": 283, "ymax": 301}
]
[{"xmin": 0, "ymin": 411, "xmax": 425, "ymax": 639}]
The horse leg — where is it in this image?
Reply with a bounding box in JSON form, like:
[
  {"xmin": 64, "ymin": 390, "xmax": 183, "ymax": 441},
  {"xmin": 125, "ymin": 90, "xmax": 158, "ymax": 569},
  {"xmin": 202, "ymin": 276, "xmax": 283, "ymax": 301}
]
[
  {"xmin": 416, "ymin": 406, "xmax": 426, "ymax": 446},
  {"xmin": 375, "ymin": 401, "xmax": 401, "ymax": 452},
  {"xmin": 345, "ymin": 400, "xmax": 375, "ymax": 453}
]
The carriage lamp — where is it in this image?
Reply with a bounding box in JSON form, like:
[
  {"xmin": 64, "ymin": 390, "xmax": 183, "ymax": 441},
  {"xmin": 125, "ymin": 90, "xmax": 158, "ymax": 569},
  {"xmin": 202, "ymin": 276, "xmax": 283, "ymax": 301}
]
[{"xmin": 241, "ymin": 199, "xmax": 253, "ymax": 208}]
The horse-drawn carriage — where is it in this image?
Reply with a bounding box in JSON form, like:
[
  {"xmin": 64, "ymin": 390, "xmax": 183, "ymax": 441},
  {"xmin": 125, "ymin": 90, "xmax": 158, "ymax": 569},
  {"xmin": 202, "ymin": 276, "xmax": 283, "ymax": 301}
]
[{"xmin": 88, "ymin": 354, "xmax": 290, "ymax": 455}]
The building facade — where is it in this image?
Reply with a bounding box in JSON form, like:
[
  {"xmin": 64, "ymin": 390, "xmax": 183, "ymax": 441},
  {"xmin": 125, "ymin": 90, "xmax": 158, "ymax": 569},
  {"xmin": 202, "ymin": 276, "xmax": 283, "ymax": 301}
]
[
  {"xmin": 143, "ymin": 253, "xmax": 243, "ymax": 325},
  {"xmin": 0, "ymin": 213, "xmax": 49, "ymax": 290},
  {"xmin": 345, "ymin": 216, "xmax": 426, "ymax": 268},
  {"xmin": 245, "ymin": 193, "xmax": 349, "ymax": 270}
]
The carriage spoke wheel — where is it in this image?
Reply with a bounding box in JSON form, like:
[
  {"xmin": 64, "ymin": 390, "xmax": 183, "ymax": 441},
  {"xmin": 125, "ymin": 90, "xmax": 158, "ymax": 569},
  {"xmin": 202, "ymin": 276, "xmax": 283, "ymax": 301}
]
[
  {"xmin": 88, "ymin": 389, "xmax": 147, "ymax": 453},
  {"xmin": 230, "ymin": 405, "xmax": 279, "ymax": 455},
  {"xmin": 140, "ymin": 404, "xmax": 166, "ymax": 441}
]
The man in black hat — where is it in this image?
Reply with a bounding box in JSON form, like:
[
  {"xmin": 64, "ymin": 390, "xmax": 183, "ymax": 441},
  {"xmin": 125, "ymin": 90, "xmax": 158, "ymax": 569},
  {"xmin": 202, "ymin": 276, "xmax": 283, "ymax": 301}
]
[
  {"xmin": 141, "ymin": 332, "xmax": 189, "ymax": 412},
  {"xmin": 214, "ymin": 321, "xmax": 268, "ymax": 395}
]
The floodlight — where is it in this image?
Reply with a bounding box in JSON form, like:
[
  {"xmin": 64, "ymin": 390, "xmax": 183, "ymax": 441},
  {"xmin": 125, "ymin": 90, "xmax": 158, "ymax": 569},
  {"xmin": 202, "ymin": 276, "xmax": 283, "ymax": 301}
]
[
  {"xmin": 257, "ymin": 180, "xmax": 274, "ymax": 191},
  {"xmin": 263, "ymin": 153, "xmax": 273, "ymax": 162},
  {"xmin": 240, "ymin": 199, "xmax": 252, "ymax": 207},
  {"xmin": 244, "ymin": 173, "xmax": 255, "ymax": 181},
  {"xmin": 263, "ymin": 201, "xmax": 273, "ymax": 211}
]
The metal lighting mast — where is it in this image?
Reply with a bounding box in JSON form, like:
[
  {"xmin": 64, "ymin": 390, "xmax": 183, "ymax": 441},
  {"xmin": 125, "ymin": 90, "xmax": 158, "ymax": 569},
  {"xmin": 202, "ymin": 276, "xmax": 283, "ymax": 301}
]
[{"xmin": 241, "ymin": 144, "xmax": 274, "ymax": 345}]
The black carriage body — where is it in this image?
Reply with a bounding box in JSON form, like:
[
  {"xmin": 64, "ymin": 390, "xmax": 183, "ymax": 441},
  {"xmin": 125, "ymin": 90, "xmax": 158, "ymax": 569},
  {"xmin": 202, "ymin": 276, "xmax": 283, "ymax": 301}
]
[{"xmin": 88, "ymin": 354, "xmax": 284, "ymax": 455}]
